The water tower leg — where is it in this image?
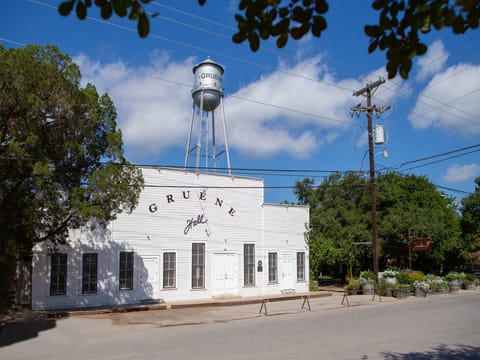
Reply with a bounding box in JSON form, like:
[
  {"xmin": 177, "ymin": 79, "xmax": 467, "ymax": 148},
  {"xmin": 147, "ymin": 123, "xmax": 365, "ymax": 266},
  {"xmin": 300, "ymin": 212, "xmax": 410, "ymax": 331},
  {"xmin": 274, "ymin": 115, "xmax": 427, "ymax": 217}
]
[
  {"xmin": 195, "ymin": 92, "xmax": 204, "ymax": 171},
  {"xmin": 184, "ymin": 102, "xmax": 196, "ymax": 169},
  {"xmin": 212, "ymin": 110, "xmax": 216, "ymax": 171},
  {"xmin": 220, "ymin": 97, "xmax": 231, "ymax": 176}
]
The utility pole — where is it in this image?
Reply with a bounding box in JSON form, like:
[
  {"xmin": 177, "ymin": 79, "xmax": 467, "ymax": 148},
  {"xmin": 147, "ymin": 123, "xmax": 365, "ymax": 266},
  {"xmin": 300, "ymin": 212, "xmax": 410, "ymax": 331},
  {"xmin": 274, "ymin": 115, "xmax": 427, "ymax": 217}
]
[{"xmin": 352, "ymin": 78, "xmax": 390, "ymax": 277}]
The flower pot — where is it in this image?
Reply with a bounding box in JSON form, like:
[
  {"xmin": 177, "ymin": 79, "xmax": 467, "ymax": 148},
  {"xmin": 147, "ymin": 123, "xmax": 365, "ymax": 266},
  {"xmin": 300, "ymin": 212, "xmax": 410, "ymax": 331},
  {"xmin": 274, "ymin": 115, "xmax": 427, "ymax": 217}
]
[
  {"xmin": 464, "ymin": 283, "xmax": 476, "ymax": 290},
  {"xmin": 385, "ymin": 277, "xmax": 397, "ymax": 285},
  {"xmin": 393, "ymin": 288, "xmax": 409, "ymax": 299},
  {"xmin": 448, "ymin": 280, "xmax": 461, "ymax": 293},
  {"xmin": 414, "ymin": 288, "xmax": 428, "ymax": 297},
  {"xmin": 362, "ymin": 283, "xmax": 375, "ymax": 295}
]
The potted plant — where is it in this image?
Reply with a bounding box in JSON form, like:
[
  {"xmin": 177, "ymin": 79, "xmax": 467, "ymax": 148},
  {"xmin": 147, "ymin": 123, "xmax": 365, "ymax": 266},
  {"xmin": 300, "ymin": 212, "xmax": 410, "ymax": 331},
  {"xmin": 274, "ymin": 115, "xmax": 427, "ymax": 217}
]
[
  {"xmin": 462, "ymin": 273, "xmax": 477, "ymax": 290},
  {"xmin": 413, "ymin": 280, "xmax": 430, "ymax": 297},
  {"xmin": 378, "ymin": 278, "xmax": 394, "ymax": 297},
  {"xmin": 445, "ymin": 272, "xmax": 461, "ymax": 292},
  {"xmin": 426, "ymin": 275, "xmax": 448, "ymax": 294},
  {"xmin": 359, "ymin": 270, "xmax": 376, "ymax": 295},
  {"xmin": 393, "ymin": 283, "xmax": 411, "ymax": 299},
  {"xmin": 381, "ymin": 268, "xmax": 398, "ymax": 285},
  {"xmin": 344, "ymin": 279, "xmax": 361, "ymax": 295}
]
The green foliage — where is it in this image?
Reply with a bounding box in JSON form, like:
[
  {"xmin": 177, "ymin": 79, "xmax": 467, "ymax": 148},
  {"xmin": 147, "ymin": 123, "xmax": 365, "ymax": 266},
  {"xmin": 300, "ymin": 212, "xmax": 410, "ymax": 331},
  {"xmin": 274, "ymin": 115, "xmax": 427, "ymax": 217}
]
[
  {"xmin": 408, "ymin": 270, "xmax": 426, "ymax": 282},
  {"xmin": 462, "ymin": 273, "xmax": 477, "ymax": 284},
  {"xmin": 0, "ymin": 44, "xmax": 144, "ymax": 306},
  {"xmin": 296, "ymin": 171, "xmax": 463, "ymax": 280},
  {"xmin": 359, "ymin": 270, "xmax": 377, "ymax": 284},
  {"xmin": 298, "ymin": 172, "xmax": 371, "ymax": 279},
  {"xmin": 396, "ymin": 270, "xmax": 413, "ymax": 285},
  {"xmin": 345, "ymin": 278, "xmax": 361, "ymax": 291},
  {"xmin": 378, "ymin": 278, "xmax": 394, "ymax": 296},
  {"xmin": 445, "ymin": 272, "xmax": 461, "ymax": 281},
  {"xmin": 59, "ymin": 0, "xmax": 154, "ymax": 38},
  {"xmin": 460, "ymin": 177, "xmax": 480, "ymax": 265},
  {"xmin": 377, "ymin": 173, "xmax": 462, "ymax": 273},
  {"xmin": 57, "ymin": 1, "xmax": 478, "ymax": 79}
]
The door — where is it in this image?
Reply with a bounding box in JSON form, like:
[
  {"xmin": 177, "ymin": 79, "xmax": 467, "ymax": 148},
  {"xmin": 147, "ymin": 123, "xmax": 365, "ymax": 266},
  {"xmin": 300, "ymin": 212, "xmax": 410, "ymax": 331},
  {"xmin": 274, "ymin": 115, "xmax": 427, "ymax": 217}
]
[
  {"xmin": 280, "ymin": 256, "xmax": 295, "ymax": 291},
  {"xmin": 213, "ymin": 253, "xmax": 238, "ymax": 296},
  {"xmin": 138, "ymin": 256, "xmax": 160, "ymax": 300}
]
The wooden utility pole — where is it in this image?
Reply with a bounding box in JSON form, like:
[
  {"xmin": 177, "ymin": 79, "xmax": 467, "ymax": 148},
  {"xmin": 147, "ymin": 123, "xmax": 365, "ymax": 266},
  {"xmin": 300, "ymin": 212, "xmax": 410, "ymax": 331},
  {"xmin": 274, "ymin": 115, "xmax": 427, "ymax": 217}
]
[{"xmin": 352, "ymin": 78, "xmax": 389, "ymax": 277}]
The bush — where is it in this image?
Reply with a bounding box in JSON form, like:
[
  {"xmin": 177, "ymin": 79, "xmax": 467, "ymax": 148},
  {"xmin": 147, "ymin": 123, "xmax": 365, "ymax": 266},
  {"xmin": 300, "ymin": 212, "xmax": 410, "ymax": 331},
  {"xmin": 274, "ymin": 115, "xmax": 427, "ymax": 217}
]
[
  {"xmin": 445, "ymin": 272, "xmax": 461, "ymax": 282},
  {"xmin": 396, "ymin": 271, "xmax": 413, "ymax": 285},
  {"xmin": 462, "ymin": 273, "xmax": 477, "ymax": 284},
  {"xmin": 345, "ymin": 279, "xmax": 361, "ymax": 291},
  {"xmin": 359, "ymin": 270, "xmax": 376, "ymax": 285}
]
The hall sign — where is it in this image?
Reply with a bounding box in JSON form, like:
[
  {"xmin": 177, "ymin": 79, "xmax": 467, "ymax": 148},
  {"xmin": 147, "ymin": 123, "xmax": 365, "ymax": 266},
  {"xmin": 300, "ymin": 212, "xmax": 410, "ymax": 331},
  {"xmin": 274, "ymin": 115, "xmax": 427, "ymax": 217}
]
[{"xmin": 148, "ymin": 190, "xmax": 237, "ymax": 236}]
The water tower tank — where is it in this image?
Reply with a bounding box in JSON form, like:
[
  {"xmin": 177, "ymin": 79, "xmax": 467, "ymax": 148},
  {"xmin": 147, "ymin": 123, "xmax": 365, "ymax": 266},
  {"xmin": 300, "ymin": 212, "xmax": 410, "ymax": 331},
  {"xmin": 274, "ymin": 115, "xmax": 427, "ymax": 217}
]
[{"xmin": 192, "ymin": 58, "xmax": 224, "ymax": 111}]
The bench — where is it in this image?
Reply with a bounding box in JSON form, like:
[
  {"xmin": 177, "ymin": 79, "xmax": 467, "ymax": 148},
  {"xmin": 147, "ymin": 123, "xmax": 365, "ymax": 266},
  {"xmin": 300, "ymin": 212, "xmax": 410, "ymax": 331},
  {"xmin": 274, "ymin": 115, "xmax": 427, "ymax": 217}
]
[
  {"xmin": 259, "ymin": 294, "xmax": 311, "ymax": 316},
  {"xmin": 341, "ymin": 288, "xmax": 381, "ymax": 307}
]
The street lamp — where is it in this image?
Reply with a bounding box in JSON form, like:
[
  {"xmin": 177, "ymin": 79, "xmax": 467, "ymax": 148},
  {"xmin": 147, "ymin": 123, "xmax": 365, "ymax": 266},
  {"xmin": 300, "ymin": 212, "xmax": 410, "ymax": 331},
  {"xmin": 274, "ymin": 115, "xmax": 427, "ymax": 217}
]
[{"xmin": 360, "ymin": 149, "xmax": 388, "ymax": 173}]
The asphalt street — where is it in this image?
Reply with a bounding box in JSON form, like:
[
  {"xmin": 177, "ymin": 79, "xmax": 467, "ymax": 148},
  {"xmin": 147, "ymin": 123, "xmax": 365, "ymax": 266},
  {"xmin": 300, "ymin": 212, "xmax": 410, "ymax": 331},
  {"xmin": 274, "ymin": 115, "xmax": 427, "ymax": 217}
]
[{"xmin": 1, "ymin": 290, "xmax": 479, "ymax": 359}]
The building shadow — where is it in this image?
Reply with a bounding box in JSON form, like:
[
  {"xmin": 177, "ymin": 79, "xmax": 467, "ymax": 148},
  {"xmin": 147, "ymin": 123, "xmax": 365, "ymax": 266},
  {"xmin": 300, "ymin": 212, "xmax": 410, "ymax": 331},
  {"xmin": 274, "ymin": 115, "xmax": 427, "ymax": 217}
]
[
  {"xmin": 0, "ymin": 317, "xmax": 56, "ymax": 347},
  {"xmin": 382, "ymin": 344, "xmax": 480, "ymax": 359}
]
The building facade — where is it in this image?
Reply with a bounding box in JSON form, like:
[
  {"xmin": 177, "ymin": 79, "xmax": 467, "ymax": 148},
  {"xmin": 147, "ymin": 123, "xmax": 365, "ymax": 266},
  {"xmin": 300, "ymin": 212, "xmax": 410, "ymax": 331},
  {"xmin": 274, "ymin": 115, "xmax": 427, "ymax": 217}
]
[{"xmin": 31, "ymin": 167, "xmax": 309, "ymax": 310}]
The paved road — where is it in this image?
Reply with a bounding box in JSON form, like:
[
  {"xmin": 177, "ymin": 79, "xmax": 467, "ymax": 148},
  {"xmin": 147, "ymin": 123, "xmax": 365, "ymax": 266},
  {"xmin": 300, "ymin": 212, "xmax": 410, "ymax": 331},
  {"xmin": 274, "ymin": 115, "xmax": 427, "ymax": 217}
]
[{"xmin": 1, "ymin": 291, "xmax": 479, "ymax": 359}]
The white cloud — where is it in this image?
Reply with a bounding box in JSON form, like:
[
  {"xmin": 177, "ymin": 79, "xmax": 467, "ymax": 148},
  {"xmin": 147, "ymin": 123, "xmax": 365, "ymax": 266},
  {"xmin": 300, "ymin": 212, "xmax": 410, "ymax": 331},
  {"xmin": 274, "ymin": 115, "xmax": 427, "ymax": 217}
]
[
  {"xmin": 408, "ymin": 63, "xmax": 480, "ymax": 135},
  {"xmin": 74, "ymin": 53, "xmax": 195, "ymax": 160},
  {"xmin": 443, "ymin": 163, "xmax": 480, "ymax": 184},
  {"xmin": 74, "ymin": 52, "xmax": 406, "ymax": 161},
  {"xmin": 416, "ymin": 40, "xmax": 449, "ymax": 82}
]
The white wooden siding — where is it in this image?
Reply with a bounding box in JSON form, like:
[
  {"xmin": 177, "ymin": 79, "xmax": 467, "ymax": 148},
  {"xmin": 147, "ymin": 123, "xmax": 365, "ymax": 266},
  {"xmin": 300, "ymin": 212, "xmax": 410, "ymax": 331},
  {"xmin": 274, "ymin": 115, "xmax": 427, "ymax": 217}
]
[{"xmin": 31, "ymin": 168, "xmax": 308, "ymax": 310}]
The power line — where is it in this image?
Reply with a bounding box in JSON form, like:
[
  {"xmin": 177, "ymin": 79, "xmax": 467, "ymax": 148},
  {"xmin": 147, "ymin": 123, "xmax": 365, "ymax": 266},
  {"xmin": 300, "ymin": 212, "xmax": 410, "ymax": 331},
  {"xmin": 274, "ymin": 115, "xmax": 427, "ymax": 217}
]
[{"xmin": 24, "ymin": 0, "xmax": 479, "ymax": 134}]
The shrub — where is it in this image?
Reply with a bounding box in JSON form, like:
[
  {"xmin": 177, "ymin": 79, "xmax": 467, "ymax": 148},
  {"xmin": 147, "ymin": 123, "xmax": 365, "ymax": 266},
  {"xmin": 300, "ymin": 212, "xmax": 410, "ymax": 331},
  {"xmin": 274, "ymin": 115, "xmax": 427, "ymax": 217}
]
[
  {"xmin": 445, "ymin": 272, "xmax": 461, "ymax": 282},
  {"xmin": 345, "ymin": 279, "xmax": 361, "ymax": 291},
  {"xmin": 462, "ymin": 273, "xmax": 477, "ymax": 284},
  {"xmin": 359, "ymin": 270, "xmax": 376, "ymax": 285}
]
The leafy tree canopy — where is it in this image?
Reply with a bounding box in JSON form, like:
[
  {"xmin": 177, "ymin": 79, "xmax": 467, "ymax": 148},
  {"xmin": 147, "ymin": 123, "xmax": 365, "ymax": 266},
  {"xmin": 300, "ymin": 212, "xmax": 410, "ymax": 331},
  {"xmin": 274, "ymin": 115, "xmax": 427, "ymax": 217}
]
[
  {"xmin": 460, "ymin": 177, "xmax": 480, "ymax": 263},
  {"xmin": 296, "ymin": 171, "xmax": 462, "ymax": 279},
  {"xmin": 0, "ymin": 44, "xmax": 143, "ymax": 304},
  {"xmin": 58, "ymin": 0, "xmax": 479, "ymax": 79}
]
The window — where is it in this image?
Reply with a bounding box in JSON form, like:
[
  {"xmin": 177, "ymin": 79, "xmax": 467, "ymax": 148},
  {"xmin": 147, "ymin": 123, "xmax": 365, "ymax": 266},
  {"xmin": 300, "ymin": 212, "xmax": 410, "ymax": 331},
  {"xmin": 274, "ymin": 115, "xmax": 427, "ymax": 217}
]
[
  {"xmin": 163, "ymin": 252, "xmax": 176, "ymax": 288},
  {"xmin": 119, "ymin": 252, "xmax": 134, "ymax": 290},
  {"xmin": 191, "ymin": 243, "xmax": 205, "ymax": 289},
  {"xmin": 244, "ymin": 244, "xmax": 255, "ymax": 286},
  {"xmin": 82, "ymin": 253, "xmax": 98, "ymax": 294},
  {"xmin": 297, "ymin": 252, "xmax": 305, "ymax": 281},
  {"xmin": 268, "ymin": 252, "xmax": 278, "ymax": 283},
  {"xmin": 50, "ymin": 253, "xmax": 67, "ymax": 296}
]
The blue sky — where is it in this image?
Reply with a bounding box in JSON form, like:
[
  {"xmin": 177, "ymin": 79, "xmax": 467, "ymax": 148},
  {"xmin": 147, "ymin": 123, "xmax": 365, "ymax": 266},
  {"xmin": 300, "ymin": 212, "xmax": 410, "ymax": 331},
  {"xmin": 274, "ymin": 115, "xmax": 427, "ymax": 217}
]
[{"xmin": 2, "ymin": 0, "xmax": 480, "ymax": 204}]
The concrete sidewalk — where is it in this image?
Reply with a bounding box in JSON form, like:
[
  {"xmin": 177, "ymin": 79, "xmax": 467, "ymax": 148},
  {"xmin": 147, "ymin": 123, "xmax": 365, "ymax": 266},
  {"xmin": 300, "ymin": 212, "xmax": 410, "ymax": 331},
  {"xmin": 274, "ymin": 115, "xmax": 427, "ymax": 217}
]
[
  {"xmin": 3, "ymin": 288, "xmax": 479, "ymax": 328},
  {"xmin": 54, "ymin": 289, "xmax": 406, "ymax": 327}
]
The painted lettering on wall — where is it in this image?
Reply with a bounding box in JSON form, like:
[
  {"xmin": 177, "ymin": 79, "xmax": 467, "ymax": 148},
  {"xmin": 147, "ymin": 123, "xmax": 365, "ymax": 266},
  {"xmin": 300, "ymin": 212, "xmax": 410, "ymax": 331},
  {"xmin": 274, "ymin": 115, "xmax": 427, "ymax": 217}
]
[
  {"xmin": 184, "ymin": 214, "xmax": 208, "ymax": 235},
  {"xmin": 148, "ymin": 190, "xmax": 236, "ymax": 218},
  {"xmin": 148, "ymin": 189, "xmax": 237, "ymax": 236}
]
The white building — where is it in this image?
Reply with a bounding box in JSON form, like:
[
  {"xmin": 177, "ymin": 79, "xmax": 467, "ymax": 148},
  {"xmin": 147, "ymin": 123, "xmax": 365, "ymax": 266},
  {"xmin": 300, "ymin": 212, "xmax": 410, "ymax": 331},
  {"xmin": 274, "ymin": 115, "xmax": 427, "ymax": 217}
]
[{"xmin": 31, "ymin": 167, "xmax": 309, "ymax": 310}]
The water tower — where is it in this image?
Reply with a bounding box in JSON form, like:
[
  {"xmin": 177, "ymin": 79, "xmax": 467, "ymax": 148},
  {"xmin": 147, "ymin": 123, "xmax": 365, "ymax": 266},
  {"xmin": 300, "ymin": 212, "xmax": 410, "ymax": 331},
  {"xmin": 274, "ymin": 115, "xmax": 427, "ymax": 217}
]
[{"xmin": 184, "ymin": 58, "xmax": 231, "ymax": 175}]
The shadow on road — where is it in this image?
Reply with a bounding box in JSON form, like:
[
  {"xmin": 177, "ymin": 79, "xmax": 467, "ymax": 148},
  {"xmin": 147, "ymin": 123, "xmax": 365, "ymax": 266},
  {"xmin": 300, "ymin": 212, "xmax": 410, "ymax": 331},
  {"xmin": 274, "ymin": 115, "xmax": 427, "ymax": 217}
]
[
  {"xmin": 382, "ymin": 344, "xmax": 480, "ymax": 359},
  {"xmin": 0, "ymin": 319, "xmax": 56, "ymax": 347}
]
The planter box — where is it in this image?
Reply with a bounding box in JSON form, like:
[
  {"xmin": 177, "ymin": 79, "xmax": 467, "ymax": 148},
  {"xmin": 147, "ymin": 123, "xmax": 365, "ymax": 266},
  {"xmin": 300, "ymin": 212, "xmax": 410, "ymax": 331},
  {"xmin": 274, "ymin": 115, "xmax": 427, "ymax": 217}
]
[
  {"xmin": 362, "ymin": 283, "xmax": 375, "ymax": 295},
  {"xmin": 448, "ymin": 280, "xmax": 461, "ymax": 293},
  {"xmin": 463, "ymin": 283, "xmax": 476, "ymax": 290},
  {"xmin": 393, "ymin": 289, "xmax": 409, "ymax": 299}
]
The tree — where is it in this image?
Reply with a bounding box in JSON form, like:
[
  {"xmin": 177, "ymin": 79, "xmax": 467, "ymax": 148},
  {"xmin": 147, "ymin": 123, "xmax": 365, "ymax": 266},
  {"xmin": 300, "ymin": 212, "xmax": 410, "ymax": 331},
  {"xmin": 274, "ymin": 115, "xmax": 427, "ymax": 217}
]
[
  {"xmin": 295, "ymin": 171, "xmax": 463, "ymax": 280},
  {"xmin": 460, "ymin": 177, "xmax": 480, "ymax": 269},
  {"xmin": 0, "ymin": 44, "xmax": 144, "ymax": 306},
  {"xmin": 58, "ymin": 0, "xmax": 479, "ymax": 79},
  {"xmin": 295, "ymin": 172, "xmax": 371, "ymax": 279},
  {"xmin": 376, "ymin": 172, "xmax": 461, "ymax": 273}
]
